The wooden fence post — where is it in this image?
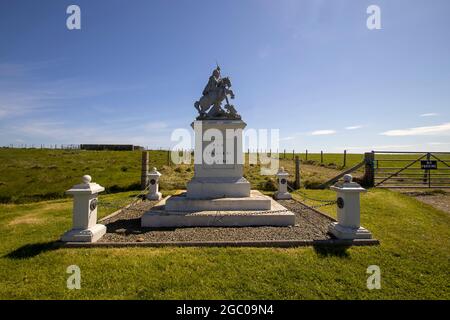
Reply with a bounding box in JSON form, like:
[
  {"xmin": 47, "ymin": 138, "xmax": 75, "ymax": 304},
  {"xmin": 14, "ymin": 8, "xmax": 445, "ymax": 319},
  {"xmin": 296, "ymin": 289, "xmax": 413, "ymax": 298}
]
[
  {"xmin": 305, "ymin": 149, "xmax": 308, "ymax": 161},
  {"xmin": 363, "ymin": 152, "xmax": 375, "ymax": 187},
  {"xmin": 167, "ymin": 149, "xmax": 171, "ymax": 166},
  {"xmin": 141, "ymin": 151, "xmax": 149, "ymax": 190},
  {"xmin": 320, "ymin": 151, "xmax": 323, "ymax": 163},
  {"xmin": 295, "ymin": 156, "xmax": 300, "ymax": 189},
  {"xmin": 343, "ymin": 150, "xmax": 347, "ymax": 167}
]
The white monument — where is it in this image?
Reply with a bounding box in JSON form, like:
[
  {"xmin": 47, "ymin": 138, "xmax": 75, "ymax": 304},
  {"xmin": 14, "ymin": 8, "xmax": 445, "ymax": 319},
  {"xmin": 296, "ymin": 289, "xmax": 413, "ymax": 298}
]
[
  {"xmin": 61, "ymin": 175, "xmax": 106, "ymax": 242},
  {"xmin": 147, "ymin": 167, "xmax": 162, "ymax": 200},
  {"xmin": 186, "ymin": 119, "xmax": 250, "ymax": 199},
  {"xmin": 274, "ymin": 167, "xmax": 292, "ymax": 200},
  {"xmin": 328, "ymin": 174, "xmax": 372, "ymax": 239},
  {"xmin": 141, "ymin": 66, "xmax": 295, "ymax": 227}
]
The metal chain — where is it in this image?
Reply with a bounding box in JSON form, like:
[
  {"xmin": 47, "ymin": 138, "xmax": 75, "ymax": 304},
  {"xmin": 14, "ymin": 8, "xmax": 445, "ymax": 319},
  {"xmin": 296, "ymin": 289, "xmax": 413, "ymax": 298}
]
[
  {"xmin": 286, "ymin": 184, "xmax": 337, "ymax": 208},
  {"xmin": 98, "ymin": 183, "xmax": 151, "ymax": 213}
]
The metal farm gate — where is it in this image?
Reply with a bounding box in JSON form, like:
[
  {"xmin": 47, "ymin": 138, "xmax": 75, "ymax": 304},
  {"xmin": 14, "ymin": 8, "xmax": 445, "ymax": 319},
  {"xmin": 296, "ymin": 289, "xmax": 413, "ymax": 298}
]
[{"xmin": 372, "ymin": 151, "xmax": 450, "ymax": 188}]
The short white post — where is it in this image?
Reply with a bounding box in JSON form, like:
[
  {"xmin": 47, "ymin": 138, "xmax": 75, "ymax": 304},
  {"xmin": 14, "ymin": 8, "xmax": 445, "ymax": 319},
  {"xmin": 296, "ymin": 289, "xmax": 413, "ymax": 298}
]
[
  {"xmin": 274, "ymin": 167, "xmax": 292, "ymax": 200},
  {"xmin": 61, "ymin": 175, "xmax": 106, "ymax": 242},
  {"xmin": 328, "ymin": 174, "xmax": 372, "ymax": 239},
  {"xmin": 147, "ymin": 167, "xmax": 162, "ymax": 200}
]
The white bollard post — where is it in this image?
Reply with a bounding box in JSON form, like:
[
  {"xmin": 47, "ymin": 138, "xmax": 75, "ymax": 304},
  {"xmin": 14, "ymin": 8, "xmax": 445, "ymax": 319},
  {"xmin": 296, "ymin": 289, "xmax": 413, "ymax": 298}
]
[
  {"xmin": 61, "ymin": 175, "xmax": 106, "ymax": 242},
  {"xmin": 147, "ymin": 167, "xmax": 162, "ymax": 200},
  {"xmin": 328, "ymin": 174, "xmax": 372, "ymax": 239},
  {"xmin": 274, "ymin": 167, "xmax": 292, "ymax": 200}
]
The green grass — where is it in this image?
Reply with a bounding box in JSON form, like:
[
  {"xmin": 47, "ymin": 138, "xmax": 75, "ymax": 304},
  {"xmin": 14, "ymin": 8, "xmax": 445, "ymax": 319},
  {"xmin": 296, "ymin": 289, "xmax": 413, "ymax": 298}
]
[
  {"xmin": 1, "ymin": 149, "xmax": 448, "ymax": 203},
  {"xmin": 0, "ymin": 149, "xmax": 169, "ymax": 203},
  {"xmin": 0, "ymin": 149, "xmax": 350, "ymax": 203},
  {"xmin": 0, "ymin": 189, "xmax": 449, "ymax": 299},
  {"xmin": 280, "ymin": 152, "xmax": 363, "ymax": 168}
]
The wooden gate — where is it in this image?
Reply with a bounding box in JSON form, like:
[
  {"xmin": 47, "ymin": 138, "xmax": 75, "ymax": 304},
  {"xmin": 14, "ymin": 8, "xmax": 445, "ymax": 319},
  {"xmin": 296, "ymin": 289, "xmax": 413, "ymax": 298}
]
[{"xmin": 372, "ymin": 151, "xmax": 450, "ymax": 188}]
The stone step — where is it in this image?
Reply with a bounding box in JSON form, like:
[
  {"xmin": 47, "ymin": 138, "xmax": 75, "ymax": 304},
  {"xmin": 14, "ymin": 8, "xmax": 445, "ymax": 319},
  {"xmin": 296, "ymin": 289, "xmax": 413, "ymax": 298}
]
[
  {"xmin": 164, "ymin": 190, "xmax": 271, "ymax": 211},
  {"xmin": 141, "ymin": 192, "xmax": 295, "ymax": 228}
]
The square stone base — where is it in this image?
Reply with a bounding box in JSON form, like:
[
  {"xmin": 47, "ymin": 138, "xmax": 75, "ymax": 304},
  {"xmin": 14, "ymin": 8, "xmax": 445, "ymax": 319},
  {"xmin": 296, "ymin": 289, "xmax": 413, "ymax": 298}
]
[
  {"xmin": 274, "ymin": 191, "xmax": 292, "ymax": 200},
  {"xmin": 328, "ymin": 222, "xmax": 372, "ymax": 240},
  {"xmin": 61, "ymin": 224, "xmax": 106, "ymax": 242},
  {"xmin": 141, "ymin": 191, "xmax": 295, "ymax": 228},
  {"xmin": 187, "ymin": 177, "xmax": 250, "ymax": 199},
  {"xmin": 165, "ymin": 190, "xmax": 271, "ymax": 211},
  {"xmin": 147, "ymin": 192, "xmax": 162, "ymax": 201}
]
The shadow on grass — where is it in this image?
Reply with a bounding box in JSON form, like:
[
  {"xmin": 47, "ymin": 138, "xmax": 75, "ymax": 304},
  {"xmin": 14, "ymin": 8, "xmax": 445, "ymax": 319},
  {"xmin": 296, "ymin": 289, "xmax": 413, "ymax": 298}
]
[
  {"xmin": 105, "ymin": 217, "xmax": 178, "ymax": 235},
  {"xmin": 4, "ymin": 241, "xmax": 61, "ymax": 259},
  {"xmin": 105, "ymin": 217, "xmax": 143, "ymax": 235},
  {"xmin": 313, "ymin": 245, "xmax": 351, "ymax": 258}
]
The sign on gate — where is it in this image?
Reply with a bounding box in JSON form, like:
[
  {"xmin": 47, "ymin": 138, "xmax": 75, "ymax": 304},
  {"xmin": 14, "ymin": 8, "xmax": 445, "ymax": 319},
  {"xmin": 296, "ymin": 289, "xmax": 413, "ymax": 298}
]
[{"xmin": 421, "ymin": 160, "xmax": 438, "ymax": 170}]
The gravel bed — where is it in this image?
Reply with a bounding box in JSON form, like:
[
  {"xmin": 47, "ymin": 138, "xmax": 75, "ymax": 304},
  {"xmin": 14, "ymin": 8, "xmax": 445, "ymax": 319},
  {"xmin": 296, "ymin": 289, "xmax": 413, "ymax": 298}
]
[{"xmin": 98, "ymin": 199, "xmax": 335, "ymax": 243}]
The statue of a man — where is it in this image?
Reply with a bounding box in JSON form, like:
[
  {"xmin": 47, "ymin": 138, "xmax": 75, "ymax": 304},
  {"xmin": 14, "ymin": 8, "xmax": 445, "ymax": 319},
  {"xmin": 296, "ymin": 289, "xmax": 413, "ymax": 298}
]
[
  {"xmin": 194, "ymin": 66, "xmax": 240, "ymax": 119},
  {"xmin": 202, "ymin": 66, "xmax": 221, "ymax": 96}
]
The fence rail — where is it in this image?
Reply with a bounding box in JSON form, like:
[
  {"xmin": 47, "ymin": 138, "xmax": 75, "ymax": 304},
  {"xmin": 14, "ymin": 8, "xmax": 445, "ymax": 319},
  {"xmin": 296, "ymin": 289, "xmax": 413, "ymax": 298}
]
[{"xmin": 372, "ymin": 151, "xmax": 450, "ymax": 188}]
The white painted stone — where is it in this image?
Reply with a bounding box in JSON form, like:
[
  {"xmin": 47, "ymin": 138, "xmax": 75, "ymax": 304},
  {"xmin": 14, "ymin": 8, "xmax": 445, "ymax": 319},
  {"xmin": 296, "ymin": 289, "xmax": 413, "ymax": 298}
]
[
  {"xmin": 61, "ymin": 175, "xmax": 106, "ymax": 242},
  {"xmin": 187, "ymin": 177, "xmax": 250, "ymax": 199},
  {"xmin": 187, "ymin": 119, "xmax": 251, "ymax": 199},
  {"xmin": 328, "ymin": 174, "xmax": 372, "ymax": 239},
  {"xmin": 147, "ymin": 167, "xmax": 162, "ymax": 200},
  {"xmin": 141, "ymin": 192, "xmax": 295, "ymax": 227},
  {"xmin": 274, "ymin": 167, "xmax": 292, "ymax": 200},
  {"xmin": 140, "ymin": 118, "xmax": 295, "ymax": 228},
  {"xmin": 165, "ymin": 190, "xmax": 271, "ymax": 211},
  {"xmin": 328, "ymin": 223, "xmax": 372, "ymax": 240}
]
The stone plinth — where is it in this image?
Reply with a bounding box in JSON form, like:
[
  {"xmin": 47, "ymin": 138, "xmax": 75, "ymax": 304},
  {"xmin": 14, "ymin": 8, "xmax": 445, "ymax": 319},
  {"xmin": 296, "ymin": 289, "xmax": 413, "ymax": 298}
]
[
  {"xmin": 141, "ymin": 191, "xmax": 295, "ymax": 228},
  {"xmin": 61, "ymin": 175, "xmax": 106, "ymax": 242},
  {"xmin": 328, "ymin": 174, "xmax": 372, "ymax": 240},
  {"xmin": 140, "ymin": 117, "xmax": 295, "ymax": 228},
  {"xmin": 147, "ymin": 167, "xmax": 162, "ymax": 200},
  {"xmin": 165, "ymin": 190, "xmax": 271, "ymax": 211},
  {"xmin": 187, "ymin": 119, "xmax": 250, "ymax": 199},
  {"xmin": 274, "ymin": 167, "xmax": 292, "ymax": 200}
]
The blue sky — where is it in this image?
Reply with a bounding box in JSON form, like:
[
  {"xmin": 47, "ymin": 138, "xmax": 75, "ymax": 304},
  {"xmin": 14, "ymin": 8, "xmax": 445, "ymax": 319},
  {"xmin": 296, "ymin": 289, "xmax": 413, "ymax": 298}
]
[{"xmin": 0, "ymin": 0, "xmax": 449, "ymax": 152}]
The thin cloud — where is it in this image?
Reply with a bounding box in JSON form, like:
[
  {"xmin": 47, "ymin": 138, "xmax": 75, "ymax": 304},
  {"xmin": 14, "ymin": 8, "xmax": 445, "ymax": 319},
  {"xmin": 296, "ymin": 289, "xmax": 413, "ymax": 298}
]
[
  {"xmin": 336, "ymin": 144, "xmax": 417, "ymax": 152},
  {"xmin": 310, "ymin": 129, "xmax": 336, "ymax": 136},
  {"xmin": 345, "ymin": 125, "xmax": 363, "ymax": 130},
  {"xmin": 380, "ymin": 122, "xmax": 450, "ymax": 136},
  {"xmin": 428, "ymin": 142, "xmax": 450, "ymax": 146},
  {"xmin": 144, "ymin": 121, "xmax": 168, "ymax": 130},
  {"xmin": 420, "ymin": 113, "xmax": 438, "ymax": 117}
]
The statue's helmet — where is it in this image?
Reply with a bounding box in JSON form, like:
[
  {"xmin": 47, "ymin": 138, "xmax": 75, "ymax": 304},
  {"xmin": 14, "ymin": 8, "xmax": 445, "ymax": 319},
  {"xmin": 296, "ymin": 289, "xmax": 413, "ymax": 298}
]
[{"xmin": 212, "ymin": 66, "xmax": 221, "ymax": 77}]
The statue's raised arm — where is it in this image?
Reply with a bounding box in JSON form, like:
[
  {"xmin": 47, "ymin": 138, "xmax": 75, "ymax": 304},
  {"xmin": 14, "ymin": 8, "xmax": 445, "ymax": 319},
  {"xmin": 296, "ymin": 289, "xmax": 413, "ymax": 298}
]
[{"xmin": 194, "ymin": 66, "xmax": 240, "ymax": 120}]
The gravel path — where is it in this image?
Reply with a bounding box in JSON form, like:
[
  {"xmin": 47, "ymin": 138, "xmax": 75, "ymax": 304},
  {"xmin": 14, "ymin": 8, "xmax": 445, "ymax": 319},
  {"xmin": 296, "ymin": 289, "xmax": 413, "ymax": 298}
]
[
  {"xmin": 99, "ymin": 199, "xmax": 335, "ymax": 243},
  {"xmin": 394, "ymin": 189, "xmax": 450, "ymax": 214}
]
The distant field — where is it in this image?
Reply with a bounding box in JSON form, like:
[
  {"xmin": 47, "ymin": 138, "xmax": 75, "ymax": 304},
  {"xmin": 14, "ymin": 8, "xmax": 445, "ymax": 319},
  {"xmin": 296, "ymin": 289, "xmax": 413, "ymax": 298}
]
[
  {"xmin": 0, "ymin": 149, "xmax": 360, "ymax": 203},
  {"xmin": 1, "ymin": 148, "xmax": 448, "ymax": 203},
  {"xmin": 279, "ymin": 151, "xmax": 363, "ymax": 168},
  {"xmin": 0, "ymin": 149, "xmax": 166, "ymax": 203}
]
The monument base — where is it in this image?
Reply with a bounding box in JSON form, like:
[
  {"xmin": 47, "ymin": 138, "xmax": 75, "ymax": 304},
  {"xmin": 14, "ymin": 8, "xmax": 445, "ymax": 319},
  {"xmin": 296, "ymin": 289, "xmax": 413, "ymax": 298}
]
[
  {"xmin": 147, "ymin": 192, "xmax": 162, "ymax": 201},
  {"xmin": 61, "ymin": 224, "xmax": 106, "ymax": 243},
  {"xmin": 141, "ymin": 191, "xmax": 295, "ymax": 227},
  {"xmin": 166, "ymin": 190, "xmax": 270, "ymax": 211},
  {"xmin": 328, "ymin": 222, "xmax": 372, "ymax": 240},
  {"xmin": 186, "ymin": 177, "xmax": 251, "ymax": 199},
  {"xmin": 274, "ymin": 191, "xmax": 292, "ymax": 200}
]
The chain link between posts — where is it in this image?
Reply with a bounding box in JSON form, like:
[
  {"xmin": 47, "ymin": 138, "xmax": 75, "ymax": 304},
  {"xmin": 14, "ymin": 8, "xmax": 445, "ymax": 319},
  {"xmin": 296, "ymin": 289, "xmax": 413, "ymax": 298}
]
[
  {"xmin": 97, "ymin": 183, "xmax": 151, "ymax": 214},
  {"xmin": 286, "ymin": 184, "xmax": 337, "ymax": 209}
]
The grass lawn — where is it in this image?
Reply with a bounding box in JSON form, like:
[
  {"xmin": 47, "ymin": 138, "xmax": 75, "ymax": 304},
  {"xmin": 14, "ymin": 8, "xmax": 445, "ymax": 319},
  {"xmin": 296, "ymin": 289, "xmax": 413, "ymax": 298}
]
[
  {"xmin": 0, "ymin": 149, "xmax": 357, "ymax": 203},
  {"xmin": 0, "ymin": 188, "xmax": 449, "ymax": 299}
]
